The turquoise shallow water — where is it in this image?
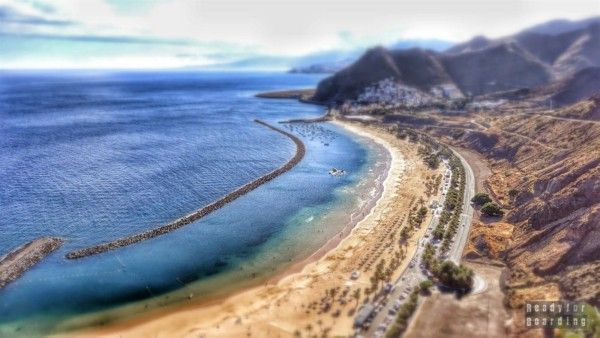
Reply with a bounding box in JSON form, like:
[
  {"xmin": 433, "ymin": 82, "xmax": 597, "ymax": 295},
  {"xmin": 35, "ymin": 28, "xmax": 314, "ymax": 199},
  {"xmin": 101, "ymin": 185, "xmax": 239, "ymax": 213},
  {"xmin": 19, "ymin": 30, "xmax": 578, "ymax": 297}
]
[{"xmin": 0, "ymin": 71, "xmax": 383, "ymax": 335}]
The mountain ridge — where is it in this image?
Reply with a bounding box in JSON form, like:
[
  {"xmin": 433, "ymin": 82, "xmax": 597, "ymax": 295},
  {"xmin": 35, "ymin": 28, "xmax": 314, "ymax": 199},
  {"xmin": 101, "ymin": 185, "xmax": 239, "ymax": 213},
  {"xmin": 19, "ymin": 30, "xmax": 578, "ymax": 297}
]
[{"xmin": 314, "ymin": 17, "xmax": 600, "ymax": 103}]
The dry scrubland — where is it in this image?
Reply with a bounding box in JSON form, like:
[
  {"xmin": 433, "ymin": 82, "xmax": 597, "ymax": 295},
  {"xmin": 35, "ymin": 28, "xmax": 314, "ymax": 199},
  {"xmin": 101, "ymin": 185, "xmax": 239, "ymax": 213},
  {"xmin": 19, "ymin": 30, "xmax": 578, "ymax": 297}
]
[{"xmin": 374, "ymin": 95, "xmax": 600, "ymax": 336}]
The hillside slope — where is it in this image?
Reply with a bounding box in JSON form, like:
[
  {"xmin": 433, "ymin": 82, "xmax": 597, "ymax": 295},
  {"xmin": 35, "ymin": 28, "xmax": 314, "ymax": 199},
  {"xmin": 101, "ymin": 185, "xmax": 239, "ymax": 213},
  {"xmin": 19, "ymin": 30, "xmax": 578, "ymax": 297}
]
[
  {"xmin": 549, "ymin": 67, "xmax": 600, "ymax": 106},
  {"xmin": 313, "ymin": 47, "xmax": 453, "ymax": 103},
  {"xmin": 440, "ymin": 42, "xmax": 552, "ymax": 96},
  {"xmin": 313, "ymin": 17, "xmax": 600, "ymax": 104}
]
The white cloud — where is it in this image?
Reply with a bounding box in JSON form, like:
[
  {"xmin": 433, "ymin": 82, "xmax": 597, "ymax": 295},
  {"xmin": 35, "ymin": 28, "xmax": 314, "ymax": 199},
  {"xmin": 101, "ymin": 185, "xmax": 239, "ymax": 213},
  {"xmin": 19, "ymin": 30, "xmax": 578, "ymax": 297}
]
[{"xmin": 1, "ymin": 0, "xmax": 599, "ymax": 68}]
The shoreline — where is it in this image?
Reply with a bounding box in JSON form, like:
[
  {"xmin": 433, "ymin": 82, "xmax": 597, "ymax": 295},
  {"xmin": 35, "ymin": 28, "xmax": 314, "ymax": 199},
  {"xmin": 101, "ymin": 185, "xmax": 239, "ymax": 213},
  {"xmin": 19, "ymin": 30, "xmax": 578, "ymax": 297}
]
[
  {"xmin": 264, "ymin": 120, "xmax": 391, "ymax": 285},
  {"xmin": 68, "ymin": 119, "xmax": 436, "ymax": 338},
  {"xmin": 50, "ymin": 118, "xmax": 390, "ymax": 335},
  {"xmin": 65, "ymin": 120, "xmax": 305, "ymax": 259}
]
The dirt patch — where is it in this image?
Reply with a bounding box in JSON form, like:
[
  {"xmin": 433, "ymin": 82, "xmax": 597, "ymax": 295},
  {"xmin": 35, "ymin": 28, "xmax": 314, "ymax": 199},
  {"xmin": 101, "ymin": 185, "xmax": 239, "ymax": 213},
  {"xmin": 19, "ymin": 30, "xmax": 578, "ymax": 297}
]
[{"xmin": 405, "ymin": 261, "xmax": 512, "ymax": 338}]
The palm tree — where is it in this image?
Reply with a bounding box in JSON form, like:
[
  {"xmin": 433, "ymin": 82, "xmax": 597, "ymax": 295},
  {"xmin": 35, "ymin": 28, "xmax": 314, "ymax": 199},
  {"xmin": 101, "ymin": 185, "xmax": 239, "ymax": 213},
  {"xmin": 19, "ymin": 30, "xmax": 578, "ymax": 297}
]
[
  {"xmin": 306, "ymin": 324, "xmax": 313, "ymax": 336},
  {"xmin": 353, "ymin": 288, "xmax": 361, "ymax": 308}
]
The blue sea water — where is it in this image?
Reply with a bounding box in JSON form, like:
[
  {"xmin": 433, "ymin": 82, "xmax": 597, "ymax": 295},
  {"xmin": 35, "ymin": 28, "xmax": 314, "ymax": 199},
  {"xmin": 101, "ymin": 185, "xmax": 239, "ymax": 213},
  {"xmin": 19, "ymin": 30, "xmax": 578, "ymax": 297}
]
[{"xmin": 0, "ymin": 71, "xmax": 382, "ymax": 335}]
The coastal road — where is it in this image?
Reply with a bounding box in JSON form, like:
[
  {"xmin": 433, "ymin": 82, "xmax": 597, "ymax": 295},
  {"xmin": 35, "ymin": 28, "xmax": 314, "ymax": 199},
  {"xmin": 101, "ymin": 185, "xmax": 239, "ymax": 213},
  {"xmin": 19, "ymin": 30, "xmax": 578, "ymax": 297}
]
[
  {"xmin": 365, "ymin": 150, "xmax": 476, "ymax": 337},
  {"xmin": 365, "ymin": 164, "xmax": 451, "ymax": 337},
  {"xmin": 448, "ymin": 148, "xmax": 475, "ymax": 264}
]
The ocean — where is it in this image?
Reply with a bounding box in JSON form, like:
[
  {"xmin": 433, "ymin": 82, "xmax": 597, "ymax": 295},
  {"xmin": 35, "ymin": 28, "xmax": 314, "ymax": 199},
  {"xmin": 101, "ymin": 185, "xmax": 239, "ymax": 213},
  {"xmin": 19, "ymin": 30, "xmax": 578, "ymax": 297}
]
[{"xmin": 0, "ymin": 71, "xmax": 385, "ymax": 335}]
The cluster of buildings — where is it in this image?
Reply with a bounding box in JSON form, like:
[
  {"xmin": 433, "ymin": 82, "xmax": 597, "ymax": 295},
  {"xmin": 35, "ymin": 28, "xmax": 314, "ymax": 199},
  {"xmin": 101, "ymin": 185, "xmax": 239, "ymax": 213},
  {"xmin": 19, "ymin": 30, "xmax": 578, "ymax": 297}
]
[
  {"xmin": 357, "ymin": 78, "xmax": 432, "ymax": 107},
  {"xmin": 356, "ymin": 78, "xmax": 464, "ymax": 108},
  {"xmin": 429, "ymin": 83, "xmax": 464, "ymax": 100}
]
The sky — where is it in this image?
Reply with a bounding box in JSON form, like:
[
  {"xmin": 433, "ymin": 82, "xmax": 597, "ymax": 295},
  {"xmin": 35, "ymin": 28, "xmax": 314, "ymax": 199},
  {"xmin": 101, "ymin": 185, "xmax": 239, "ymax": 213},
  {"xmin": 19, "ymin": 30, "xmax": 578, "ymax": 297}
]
[{"xmin": 1, "ymin": 0, "xmax": 599, "ymax": 69}]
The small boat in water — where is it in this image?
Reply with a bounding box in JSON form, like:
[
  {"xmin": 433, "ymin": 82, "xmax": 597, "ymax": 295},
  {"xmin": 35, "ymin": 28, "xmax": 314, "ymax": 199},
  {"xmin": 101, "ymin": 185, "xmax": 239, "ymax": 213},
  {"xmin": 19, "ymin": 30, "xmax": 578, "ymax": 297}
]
[{"xmin": 329, "ymin": 167, "xmax": 346, "ymax": 176}]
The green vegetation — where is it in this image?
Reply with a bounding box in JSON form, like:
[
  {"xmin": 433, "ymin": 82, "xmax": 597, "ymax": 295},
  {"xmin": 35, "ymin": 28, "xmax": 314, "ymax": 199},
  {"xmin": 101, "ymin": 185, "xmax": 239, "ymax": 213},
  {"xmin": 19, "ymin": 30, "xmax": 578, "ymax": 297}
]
[
  {"xmin": 418, "ymin": 145, "xmax": 440, "ymax": 169},
  {"xmin": 471, "ymin": 192, "xmax": 492, "ymax": 205},
  {"xmin": 417, "ymin": 148, "xmax": 466, "ymax": 256},
  {"xmin": 444, "ymin": 188, "xmax": 460, "ymax": 210},
  {"xmin": 408, "ymin": 204, "xmax": 428, "ymax": 228},
  {"xmin": 385, "ymin": 287, "xmax": 420, "ymax": 338},
  {"xmin": 419, "ymin": 279, "xmax": 433, "ymax": 293},
  {"xmin": 480, "ymin": 202, "xmax": 504, "ymax": 217},
  {"xmin": 422, "ymin": 243, "xmax": 437, "ymax": 270},
  {"xmin": 423, "ymin": 247, "xmax": 473, "ymax": 293},
  {"xmin": 558, "ymin": 303, "xmax": 600, "ymax": 338},
  {"xmin": 434, "ymin": 260, "xmax": 474, "ymax": 291},
  {"xmin": 423, "ymin": 154, "xmax": 440, "ymax": 169},
  {"xmin": 440, "ymin": 154, "xmax": 466, "ymax": 253},
  {"xmin": 432, "ymin": 224, "xmax": 445, "ymax": 240}
]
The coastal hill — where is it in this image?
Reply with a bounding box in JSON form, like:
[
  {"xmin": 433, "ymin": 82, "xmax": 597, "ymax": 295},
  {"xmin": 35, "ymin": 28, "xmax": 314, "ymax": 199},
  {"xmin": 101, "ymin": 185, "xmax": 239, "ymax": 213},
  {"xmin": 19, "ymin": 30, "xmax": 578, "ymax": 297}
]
[
  {"xmin": 306, "ymin": 16, "xmax": 600, "ymax": 329},
  {"xmin": 313, "ymin": 17, "xmax": 600, "ymax": 103},
  {"xmin": 355, "ymin": 92, "xmax": 600, "ymax": 315},
  {"xmin": 448, "ymin": 17, "xmax": 600, "ymax": 77},
  {"xmin": 312, "ymin": 47, "xmax": 456, "ymax": 102},
  {"xmin": 549, "ymin": 67, "xmax": 600, "ymax": 106},
  {"xmin": 440, "ymin": 42, "xmax": 552, "ymax": 96}
]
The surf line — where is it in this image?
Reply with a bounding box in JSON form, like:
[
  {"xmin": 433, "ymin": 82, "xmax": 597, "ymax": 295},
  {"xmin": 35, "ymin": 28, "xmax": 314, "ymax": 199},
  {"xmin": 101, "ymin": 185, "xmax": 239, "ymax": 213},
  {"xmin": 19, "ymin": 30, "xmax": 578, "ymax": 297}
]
[{"xmin": 66, "ymin": 120, "xmax": 305, "ymax": 259}]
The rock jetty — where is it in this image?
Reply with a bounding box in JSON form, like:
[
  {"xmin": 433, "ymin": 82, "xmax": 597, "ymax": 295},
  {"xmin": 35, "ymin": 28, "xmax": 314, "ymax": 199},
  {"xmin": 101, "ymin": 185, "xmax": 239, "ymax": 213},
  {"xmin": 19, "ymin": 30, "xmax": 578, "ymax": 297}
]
[
  {"xmin": 66, "ymin": 120, "xmax": 305, "ymax": 259},
  {"xmin": 0, "ymin": 237, "xmax": 63, "ymax": 289}
]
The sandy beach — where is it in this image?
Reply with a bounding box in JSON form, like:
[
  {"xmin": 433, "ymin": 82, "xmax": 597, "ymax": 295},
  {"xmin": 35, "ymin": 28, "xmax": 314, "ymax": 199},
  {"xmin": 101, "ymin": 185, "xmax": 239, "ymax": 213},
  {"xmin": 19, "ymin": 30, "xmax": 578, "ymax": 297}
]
[{"xmin": 66, "ymin": 120, "xmax": 441, "ymax": 338}]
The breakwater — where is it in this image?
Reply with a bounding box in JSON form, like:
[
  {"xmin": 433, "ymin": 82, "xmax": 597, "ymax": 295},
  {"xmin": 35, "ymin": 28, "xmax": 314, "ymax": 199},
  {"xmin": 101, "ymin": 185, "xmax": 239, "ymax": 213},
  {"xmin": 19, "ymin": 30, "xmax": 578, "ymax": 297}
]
[
  {"xmin": 65, "ymin": 120, "xmax": 305, "ymax": 259},
  {"xmin": 0, "ymin": 237, "xmax": 63, "ymax": 289}
]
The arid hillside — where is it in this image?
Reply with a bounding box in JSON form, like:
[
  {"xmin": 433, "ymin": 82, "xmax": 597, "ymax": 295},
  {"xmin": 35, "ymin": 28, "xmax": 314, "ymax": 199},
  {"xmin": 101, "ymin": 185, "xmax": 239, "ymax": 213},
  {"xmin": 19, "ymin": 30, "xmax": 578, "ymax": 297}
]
[
  {"xmin": 440, "ymin": 42, "xmax": 552, "ymax": 96},
  {"xmin": 549, "ymin": 67, "xmax": 600, "ymax": 106},
  {"xmin": 386, "ymin": 99, "xmax": 600, "ymax": 309}
]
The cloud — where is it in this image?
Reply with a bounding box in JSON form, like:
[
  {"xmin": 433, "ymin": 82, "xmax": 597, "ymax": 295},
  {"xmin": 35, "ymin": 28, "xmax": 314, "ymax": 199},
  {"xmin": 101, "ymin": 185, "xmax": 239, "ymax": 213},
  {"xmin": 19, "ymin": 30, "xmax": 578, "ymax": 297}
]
[
  {"xmin": 1, "ymin": 0, "xmax": 600, "ymax": 69},
  {"xmin": 0, "ymin": 31, "xmax": 192, "ymax": 45},
  {"xmin": 0, "ymin": 5, "xmax": 72, "ymax": 26}
]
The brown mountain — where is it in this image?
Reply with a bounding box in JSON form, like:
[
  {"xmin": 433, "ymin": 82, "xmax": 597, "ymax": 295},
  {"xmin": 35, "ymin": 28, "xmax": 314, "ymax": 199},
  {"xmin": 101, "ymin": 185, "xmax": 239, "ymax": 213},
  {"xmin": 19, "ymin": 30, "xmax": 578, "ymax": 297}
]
[
  {"xmin": 313, "ymin": 17, "xmax": 600, "ymax": 104},
  {"xmin": 448, "ymin": 18, "xmax": 600, "ymax": 76},
  {"xmin": 440, "ymin": 42, "xmax": 552, "ymax": 96},
  {"xmin": 445, "ymin": 35, "xmax": 492, "ymax": 54},
  {"xmin": 553, "ymin": 23, "xmax": 600, "ymax": 76},
  {"xmin": 312, "ymin": 47, "xmax": 452, "ymax": 103},
  {"xmin": 544, "ymin": 67, "xmax": 600, "ymax": 107},
  {"xmin": 389, "ymin": 48, "xmax": 453, "ymax": 90}
]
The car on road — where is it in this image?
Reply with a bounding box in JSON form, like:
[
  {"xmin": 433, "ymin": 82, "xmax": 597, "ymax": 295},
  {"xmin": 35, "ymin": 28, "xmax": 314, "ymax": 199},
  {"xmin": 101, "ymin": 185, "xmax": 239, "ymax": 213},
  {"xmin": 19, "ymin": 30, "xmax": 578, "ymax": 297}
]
[{"xmin": 383, "ymin": 283, "xmax": 394, "ymax": 293}]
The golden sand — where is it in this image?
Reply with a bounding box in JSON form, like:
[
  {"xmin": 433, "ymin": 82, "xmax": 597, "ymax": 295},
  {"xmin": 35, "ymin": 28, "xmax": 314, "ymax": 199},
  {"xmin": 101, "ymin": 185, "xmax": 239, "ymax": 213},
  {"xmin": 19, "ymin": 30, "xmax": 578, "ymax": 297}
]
[{"xmin": 68, "ymin": 120, "xmax": 440, "ymax": 338}]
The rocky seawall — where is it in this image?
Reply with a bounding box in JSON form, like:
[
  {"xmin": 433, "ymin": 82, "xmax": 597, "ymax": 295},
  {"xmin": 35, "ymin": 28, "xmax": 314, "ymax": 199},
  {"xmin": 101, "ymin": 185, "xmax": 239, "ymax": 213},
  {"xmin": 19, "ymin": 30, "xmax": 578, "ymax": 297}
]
[
  {"xmin": 66, "ymin": 120, "xmax": 305, "ymax": 259},
  {"xmin": 0, "ymin": 237, "xmax": 63, "ymax": 289}
]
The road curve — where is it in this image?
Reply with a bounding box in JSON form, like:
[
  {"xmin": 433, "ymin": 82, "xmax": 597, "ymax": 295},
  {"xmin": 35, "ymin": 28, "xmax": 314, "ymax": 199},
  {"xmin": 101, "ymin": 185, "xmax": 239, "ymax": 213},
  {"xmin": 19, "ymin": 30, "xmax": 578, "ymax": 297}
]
[{"xmin": 66, "ymin": 120, "xmax": 305, "ymax": 259}]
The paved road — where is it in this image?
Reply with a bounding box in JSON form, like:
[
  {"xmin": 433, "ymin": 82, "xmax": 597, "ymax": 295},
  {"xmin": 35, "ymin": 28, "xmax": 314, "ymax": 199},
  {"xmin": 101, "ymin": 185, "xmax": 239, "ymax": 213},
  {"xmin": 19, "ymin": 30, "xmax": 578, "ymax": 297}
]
[
  {"xmin": 363, "ymin": 150, "xmax": 476, "ymax": 337},
  {"xmin": 511, "ymin": 110, "xmax": 600, "ymax": 125},
  {"xmin": 365, "ymin": 164, "xmax": 451, "ymax": 337},
  {"xmin": 448, "ymin": 148, "xmax": 475, "ymax": 264}
]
